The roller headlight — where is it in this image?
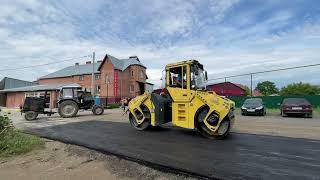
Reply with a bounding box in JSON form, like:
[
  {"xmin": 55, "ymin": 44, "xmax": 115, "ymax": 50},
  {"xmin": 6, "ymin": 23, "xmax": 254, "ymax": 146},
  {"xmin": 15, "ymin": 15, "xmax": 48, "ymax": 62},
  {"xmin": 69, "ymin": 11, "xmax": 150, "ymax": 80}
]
[
  {"xmin": 241, "ymin": 106, "xmax": 247, "ymax": 110},
  {"xmin": 256, "ymin": 106, "xmax": 263, "ymax": 110}
]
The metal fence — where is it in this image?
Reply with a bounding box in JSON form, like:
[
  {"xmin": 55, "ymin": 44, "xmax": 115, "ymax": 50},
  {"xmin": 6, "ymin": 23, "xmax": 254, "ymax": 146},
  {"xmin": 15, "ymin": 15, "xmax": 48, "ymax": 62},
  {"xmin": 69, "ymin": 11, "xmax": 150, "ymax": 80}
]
[{"xmin": 228, "ymin": 95, "xmax": 320, "ymax": 109}]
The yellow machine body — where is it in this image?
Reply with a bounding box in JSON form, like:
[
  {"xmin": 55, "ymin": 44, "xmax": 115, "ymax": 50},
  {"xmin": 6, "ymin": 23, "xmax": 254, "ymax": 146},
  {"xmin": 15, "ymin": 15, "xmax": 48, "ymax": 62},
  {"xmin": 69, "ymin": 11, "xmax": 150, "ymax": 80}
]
[{"xmin": 128, "ymin": 60, "xmax": 235, "ymax": 138}]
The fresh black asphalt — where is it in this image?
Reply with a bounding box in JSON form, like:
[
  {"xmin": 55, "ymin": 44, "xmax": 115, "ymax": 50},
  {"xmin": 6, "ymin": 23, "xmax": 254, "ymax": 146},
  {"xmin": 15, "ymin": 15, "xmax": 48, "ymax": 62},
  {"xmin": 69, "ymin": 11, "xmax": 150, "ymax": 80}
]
[{"xmin": 25, "ymin": 120, "xmax": 320, "ymax": 180}]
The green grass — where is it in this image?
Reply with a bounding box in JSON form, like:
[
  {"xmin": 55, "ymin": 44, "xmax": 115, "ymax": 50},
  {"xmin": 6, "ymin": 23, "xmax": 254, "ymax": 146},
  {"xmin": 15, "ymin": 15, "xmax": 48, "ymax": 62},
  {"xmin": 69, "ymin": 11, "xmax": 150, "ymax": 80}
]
[
  {"xmin": 0, "ymin": 130, "xmax": 44, "ymax": 157},
  {"xmin": 106, "ymin": 103, "xmax": 121, "ymax": 109},
  {"xmin": 236, "ymin": 107, "xmax": 320, "ymax": 117},
  {"xmin": 314, "ymin": 106, "xmax": 320, "ymax": 116},
  {"xmin": 0, "ymin": 115, "xmax": 44, "ymax": 157}
]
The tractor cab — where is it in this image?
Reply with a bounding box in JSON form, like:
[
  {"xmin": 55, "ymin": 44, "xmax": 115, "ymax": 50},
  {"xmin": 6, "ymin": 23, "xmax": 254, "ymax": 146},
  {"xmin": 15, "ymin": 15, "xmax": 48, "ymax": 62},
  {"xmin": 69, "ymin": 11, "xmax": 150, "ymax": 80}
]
[
  {"xmin": 58, "ymin": 87, "xmax": 94, "ymax": 110},
  {"xmin": 57, "ymin": 86, "xmax": 104, "ymax": 118},
  {"xmin": 128, "ymin": 60, "xmax": 235, "ymax": 139}
]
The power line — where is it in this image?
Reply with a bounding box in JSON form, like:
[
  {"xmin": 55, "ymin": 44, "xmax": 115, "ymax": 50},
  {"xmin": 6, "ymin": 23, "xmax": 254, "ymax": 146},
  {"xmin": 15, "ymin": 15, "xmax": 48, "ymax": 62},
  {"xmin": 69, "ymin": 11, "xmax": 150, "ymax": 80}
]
[
  {"xmin": 0, "ymin": 55, "xmax": 89, "ymax": 72},
  {"xmin": 0, "ymin": 55, "xmax": 54, "ymax": 60},
  {"xmin": 208, "ymin": 63, "xmax": 320, "ymax": 81}
]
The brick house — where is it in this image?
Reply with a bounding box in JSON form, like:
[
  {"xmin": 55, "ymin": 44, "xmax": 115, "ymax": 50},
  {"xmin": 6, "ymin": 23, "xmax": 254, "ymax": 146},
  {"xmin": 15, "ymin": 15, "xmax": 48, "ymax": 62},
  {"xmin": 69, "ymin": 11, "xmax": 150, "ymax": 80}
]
[
  {"xmin": 0, "ymin": 54, "xmax": 152, "ymax": 108},
  {"xmin": 38, "ymin": 54, "xmax": 148, "ymax": 101}
]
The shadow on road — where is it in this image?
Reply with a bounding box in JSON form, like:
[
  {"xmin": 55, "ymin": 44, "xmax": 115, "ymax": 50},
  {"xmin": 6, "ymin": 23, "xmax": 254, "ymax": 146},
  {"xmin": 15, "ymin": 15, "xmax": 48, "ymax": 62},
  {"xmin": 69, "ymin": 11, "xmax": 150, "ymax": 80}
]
[{"xmin": 25, "ymin": 120, "xmax": 320, "ymax": 180}]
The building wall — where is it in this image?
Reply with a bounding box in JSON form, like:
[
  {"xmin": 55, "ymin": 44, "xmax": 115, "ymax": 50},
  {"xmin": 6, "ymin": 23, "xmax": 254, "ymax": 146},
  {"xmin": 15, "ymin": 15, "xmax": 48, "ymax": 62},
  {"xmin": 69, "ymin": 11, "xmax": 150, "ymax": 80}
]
[
  {"xmin": 99, "ymin": 59, "xmax": 115, "ymax": 97},
  {"xmin": 0, "ymin": 94, "xmax": 6, "ymax": 107},
  {"xmin": 38, "ymin": 76, "xmax": 74, "ymax": 85},
  {"xmin": 6, "ymin": 92, "xmax": 25, "ymax": 108},
  {"xmin": 128, "ymin": 65, "xmax": 147, "ymax": 97},
  {"xmin": 145, "ymin": 83, "xmax": 154, "ymax": 93}
]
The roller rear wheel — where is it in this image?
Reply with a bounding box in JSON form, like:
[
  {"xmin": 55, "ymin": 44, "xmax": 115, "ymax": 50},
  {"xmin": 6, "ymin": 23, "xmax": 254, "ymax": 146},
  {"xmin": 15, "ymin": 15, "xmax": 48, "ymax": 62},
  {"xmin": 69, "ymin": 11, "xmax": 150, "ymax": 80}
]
[
  {"xmin": 197, "ymin": 109, "xmax": 230, "ymax": 139},
  {"xmin": 129, "ymin": 106, "xmax": 151, "ymax": 131}
]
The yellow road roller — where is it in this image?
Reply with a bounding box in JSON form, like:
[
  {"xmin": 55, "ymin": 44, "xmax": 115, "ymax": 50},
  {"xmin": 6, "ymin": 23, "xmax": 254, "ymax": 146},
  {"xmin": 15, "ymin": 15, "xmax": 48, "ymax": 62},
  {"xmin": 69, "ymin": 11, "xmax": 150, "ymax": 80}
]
[{"xmin": 128, "ymin": 60, "xmax": 235, "ymax": 139}]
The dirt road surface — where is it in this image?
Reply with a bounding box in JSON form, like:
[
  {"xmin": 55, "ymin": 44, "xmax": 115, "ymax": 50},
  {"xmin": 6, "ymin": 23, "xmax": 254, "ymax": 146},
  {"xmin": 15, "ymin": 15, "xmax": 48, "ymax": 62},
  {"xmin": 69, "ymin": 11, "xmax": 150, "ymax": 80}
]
[
  {"xmin": 0, "ymin": 140, "xmax": 194, "ymax": 180},
  {"xmin": 1, "ymin": 109, "xmax": 320, "ymax": 179}
]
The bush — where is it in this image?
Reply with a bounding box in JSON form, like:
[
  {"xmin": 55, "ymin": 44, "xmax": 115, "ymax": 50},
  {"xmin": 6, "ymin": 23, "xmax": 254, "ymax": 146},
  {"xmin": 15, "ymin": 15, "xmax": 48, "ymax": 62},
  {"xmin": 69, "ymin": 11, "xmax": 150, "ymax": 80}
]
[
  {"xmin": 0, "ymin": 115, "xmax": 44, "ymax": 157},
  {"xmin": 0, "ymin": 115, "xmax": 13, "ymax": 132}
]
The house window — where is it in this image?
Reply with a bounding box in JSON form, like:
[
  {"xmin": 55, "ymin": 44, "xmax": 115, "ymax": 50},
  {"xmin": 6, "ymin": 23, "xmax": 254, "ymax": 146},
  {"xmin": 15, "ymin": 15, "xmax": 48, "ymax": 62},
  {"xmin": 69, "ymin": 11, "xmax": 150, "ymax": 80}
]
[
  {"xmin": 131, "ymin": 70, "xmax": 134, "ymax": 77},
  {"xmin": 95, "ymin": 85, "xmax": 101, "ymax": 93},
  {"xmin": 25, "ymin": 92, "xmax": 40, "ymax": 97},
  {"xmin": 105, "ymin": 75, "xmax": 111, "ymax": 84},
  {"xmin": 140, "ymin": 70, "xmax": 144, "ymax": 79},
  {"xmin": 79, "ymin": 75, "xmax": 84, "ymax": 81},
  {"xmin": 130, "ymin": 85, "xmax": 134, "ymax": 92},
  {"xmin": 95, "ymin": 74, "xmax": 101, "ymax": 80}
]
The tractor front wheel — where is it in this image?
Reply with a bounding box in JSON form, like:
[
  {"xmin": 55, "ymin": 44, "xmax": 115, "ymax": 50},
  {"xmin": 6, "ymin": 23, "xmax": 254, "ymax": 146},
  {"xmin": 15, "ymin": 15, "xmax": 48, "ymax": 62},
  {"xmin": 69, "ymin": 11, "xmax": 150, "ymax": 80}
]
[
  {"xmin": 24, "ymin": 111, "xmax": 38, "ymax": 121},
  {"xmin": 58, "ymin": 100, "xmax": 79, "ymax": 118},
  {"xmin": 92, "ymin": 106, "xmax": 104, "ymax": 115}
]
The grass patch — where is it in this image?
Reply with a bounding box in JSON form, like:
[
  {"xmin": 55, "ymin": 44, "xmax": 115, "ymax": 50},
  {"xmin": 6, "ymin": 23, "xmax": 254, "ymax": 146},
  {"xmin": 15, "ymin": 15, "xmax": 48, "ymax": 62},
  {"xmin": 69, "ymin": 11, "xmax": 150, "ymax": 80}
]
[
  {"xmin": 266, "ymin": 108, "xmax": 280, "ymax": 114},
  {"xmin": 106, "ymin": 103, "xmax": 121, "ymax": 109},
  {"xmin": 0, "ymin": 115, "xmax": 44, "ymax": 157},
  {"xmin": 236, "ymin": 107, "xmax": 280, "ymax": 114},
  {"xmin": 314, "ymin": 106, "xmax": 320, "ymax": 115}
]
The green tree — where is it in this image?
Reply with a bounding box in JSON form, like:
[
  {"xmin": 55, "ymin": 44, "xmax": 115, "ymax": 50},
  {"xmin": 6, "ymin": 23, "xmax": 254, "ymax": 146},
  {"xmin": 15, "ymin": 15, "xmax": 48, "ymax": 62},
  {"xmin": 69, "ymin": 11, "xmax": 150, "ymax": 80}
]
[
  {"xmin": 242, "ymin": 85, "xmax": 251, "ymax": 96},
  {"xmin": 280, "ymin": 82, "xmax": 320, "ymax": 96},
  {"xmin": 256, "ymin": 81, "xmax": 279, "ymax": 96}
]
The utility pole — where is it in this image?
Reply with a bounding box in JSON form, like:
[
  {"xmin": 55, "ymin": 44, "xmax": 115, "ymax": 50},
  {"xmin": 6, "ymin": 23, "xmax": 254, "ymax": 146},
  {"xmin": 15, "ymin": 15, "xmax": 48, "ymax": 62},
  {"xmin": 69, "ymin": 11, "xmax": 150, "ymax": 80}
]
[
  {"xmin": 250, "ymin": 73, "xmax": 253, "ymax": 97},
  {"xmin": 91, "ymin": 52, "xmax": 95, "ymax": 96}
]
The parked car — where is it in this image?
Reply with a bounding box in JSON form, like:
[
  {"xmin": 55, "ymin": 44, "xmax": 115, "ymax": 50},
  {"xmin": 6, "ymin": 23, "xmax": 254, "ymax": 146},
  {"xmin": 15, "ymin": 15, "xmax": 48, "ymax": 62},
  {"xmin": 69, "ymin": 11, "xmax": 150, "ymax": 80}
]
[
  {"xmin": 280, "ymin": 98, "xmax": 312, "ymax": 118},
  {"xmin": 241, "ymin": 98, "xmax": 266, "ymax": 116}
]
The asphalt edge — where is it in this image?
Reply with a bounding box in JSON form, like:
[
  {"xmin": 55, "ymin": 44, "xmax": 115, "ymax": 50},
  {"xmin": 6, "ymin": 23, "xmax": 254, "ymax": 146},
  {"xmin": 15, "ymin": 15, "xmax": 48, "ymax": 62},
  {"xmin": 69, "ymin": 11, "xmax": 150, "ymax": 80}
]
[{"xmin": 23, "ymin": 130, "xmax": 220, "ymax": 180}]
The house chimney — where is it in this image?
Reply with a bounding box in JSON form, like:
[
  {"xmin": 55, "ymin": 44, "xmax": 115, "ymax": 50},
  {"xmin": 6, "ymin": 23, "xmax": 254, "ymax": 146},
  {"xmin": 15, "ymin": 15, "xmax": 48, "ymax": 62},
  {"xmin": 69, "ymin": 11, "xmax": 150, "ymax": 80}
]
[
  {"xmin": 129, "ymin": 56, "xmax": 139, "ymax": 62},
  {"xmin": 86, "ymin": 61, "xmax": 91, "ymax": 64},
  {"xmin": 75, "ymin": 62, "xmax": 79, "ymax": 66}
]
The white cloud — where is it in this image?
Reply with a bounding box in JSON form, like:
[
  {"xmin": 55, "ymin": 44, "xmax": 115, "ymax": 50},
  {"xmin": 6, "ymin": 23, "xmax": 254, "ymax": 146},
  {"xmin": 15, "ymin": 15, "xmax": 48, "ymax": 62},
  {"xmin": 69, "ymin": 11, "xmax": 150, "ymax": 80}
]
[{"xmin": 0, "ymin": 0, "xmax": 319, "ymax": 90}]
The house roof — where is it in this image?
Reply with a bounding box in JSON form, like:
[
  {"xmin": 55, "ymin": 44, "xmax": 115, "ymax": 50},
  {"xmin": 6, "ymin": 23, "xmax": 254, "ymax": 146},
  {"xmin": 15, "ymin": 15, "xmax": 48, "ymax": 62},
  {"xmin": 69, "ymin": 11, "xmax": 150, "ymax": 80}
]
[
  {"xmin": 98, "ymin": 54, "xmax": 145, "ymax": 71},
  {"xmin": 207, "ymin": 82, "xmax": 246, "ymax": 91},
  {"xmin": 39, "ymin": 54, "xmax": 146, "ymax": 80},
  {"xmin": 0, "ymin": 77, "xmax": 37, "ymax": 90},
  {"xmin": 39, "ymin": 62, "xmax": 102, "ymax": 80},
  {"xmin": 252, "ymin": 89, "xmax": 262, "ymax": 96},
  {"xmin": 0, "ymin": 83, "xmax": 81, "ymax": 93}
]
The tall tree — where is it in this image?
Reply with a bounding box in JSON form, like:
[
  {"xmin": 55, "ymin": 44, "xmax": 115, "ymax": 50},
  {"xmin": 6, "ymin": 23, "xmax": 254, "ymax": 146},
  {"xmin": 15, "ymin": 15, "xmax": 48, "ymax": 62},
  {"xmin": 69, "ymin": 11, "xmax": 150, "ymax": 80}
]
[
  {"xmin": 280, "ymin": 82, "xmax": 320, "ymax": 96},
  {"xmin": 256, "ymin": 81, "xmax": 279, "ymax": 96},
  {"xmin": 242, "ymin": 85, "xmax": 251, "ymax": 96}
]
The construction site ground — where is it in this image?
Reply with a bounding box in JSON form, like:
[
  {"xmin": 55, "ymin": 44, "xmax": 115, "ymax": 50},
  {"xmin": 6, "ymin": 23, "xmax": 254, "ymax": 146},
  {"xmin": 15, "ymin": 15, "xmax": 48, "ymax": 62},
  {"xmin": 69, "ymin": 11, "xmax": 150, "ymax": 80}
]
[{"xmin": 1, "ymin": 109, "xmax": 319, "ymax": 179}]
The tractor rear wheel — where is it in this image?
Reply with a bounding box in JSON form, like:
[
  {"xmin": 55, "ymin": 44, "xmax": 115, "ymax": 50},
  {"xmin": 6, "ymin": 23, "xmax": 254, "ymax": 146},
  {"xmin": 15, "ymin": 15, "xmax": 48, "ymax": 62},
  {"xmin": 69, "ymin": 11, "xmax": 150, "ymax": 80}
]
[
  {"xmin": 24, "ymin": 111, "xmax": 38, "ymax": 121},
  {"xmin": 129, "ymin": 106, "xmax": 151, "ymax": 131},
  {"xmin": 58, "ymin": 100, "xmax": 79, "ymax": 118},
  {"xmin": 197, "ymin": 109, "xmax": 230, "ymax": 139},
  {"xmin": 92, "ymin": 105, "xmax": 104, "ymax": 115}
]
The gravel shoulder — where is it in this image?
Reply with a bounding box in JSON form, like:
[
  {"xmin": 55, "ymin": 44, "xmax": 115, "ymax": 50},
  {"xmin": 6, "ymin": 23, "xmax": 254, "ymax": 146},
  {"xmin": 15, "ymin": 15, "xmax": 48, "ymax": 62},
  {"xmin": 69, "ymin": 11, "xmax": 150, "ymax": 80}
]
[
  {"xmin": 232, "ymin": 111, "xmax": 320, "ymax": 140},
  {"xmin": 0, "ymin": 139, "xmax": 194, "ymax": 180}
]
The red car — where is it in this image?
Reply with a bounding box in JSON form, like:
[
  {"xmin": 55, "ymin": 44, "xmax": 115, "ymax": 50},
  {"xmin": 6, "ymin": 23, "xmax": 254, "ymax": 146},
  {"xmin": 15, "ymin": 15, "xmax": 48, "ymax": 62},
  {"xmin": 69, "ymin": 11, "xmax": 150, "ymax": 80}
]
[{"xmin": 280, "ymin": 98, "xmax": 313, "ymax": 118}]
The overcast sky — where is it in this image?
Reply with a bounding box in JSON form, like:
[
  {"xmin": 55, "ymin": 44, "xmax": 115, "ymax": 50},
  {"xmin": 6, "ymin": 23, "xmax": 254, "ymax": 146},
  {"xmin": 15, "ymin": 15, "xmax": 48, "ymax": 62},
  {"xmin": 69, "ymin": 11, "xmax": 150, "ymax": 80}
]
[{"xmin": 1, "ymin": 0, "xmax": 320, "ymax": 88}]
